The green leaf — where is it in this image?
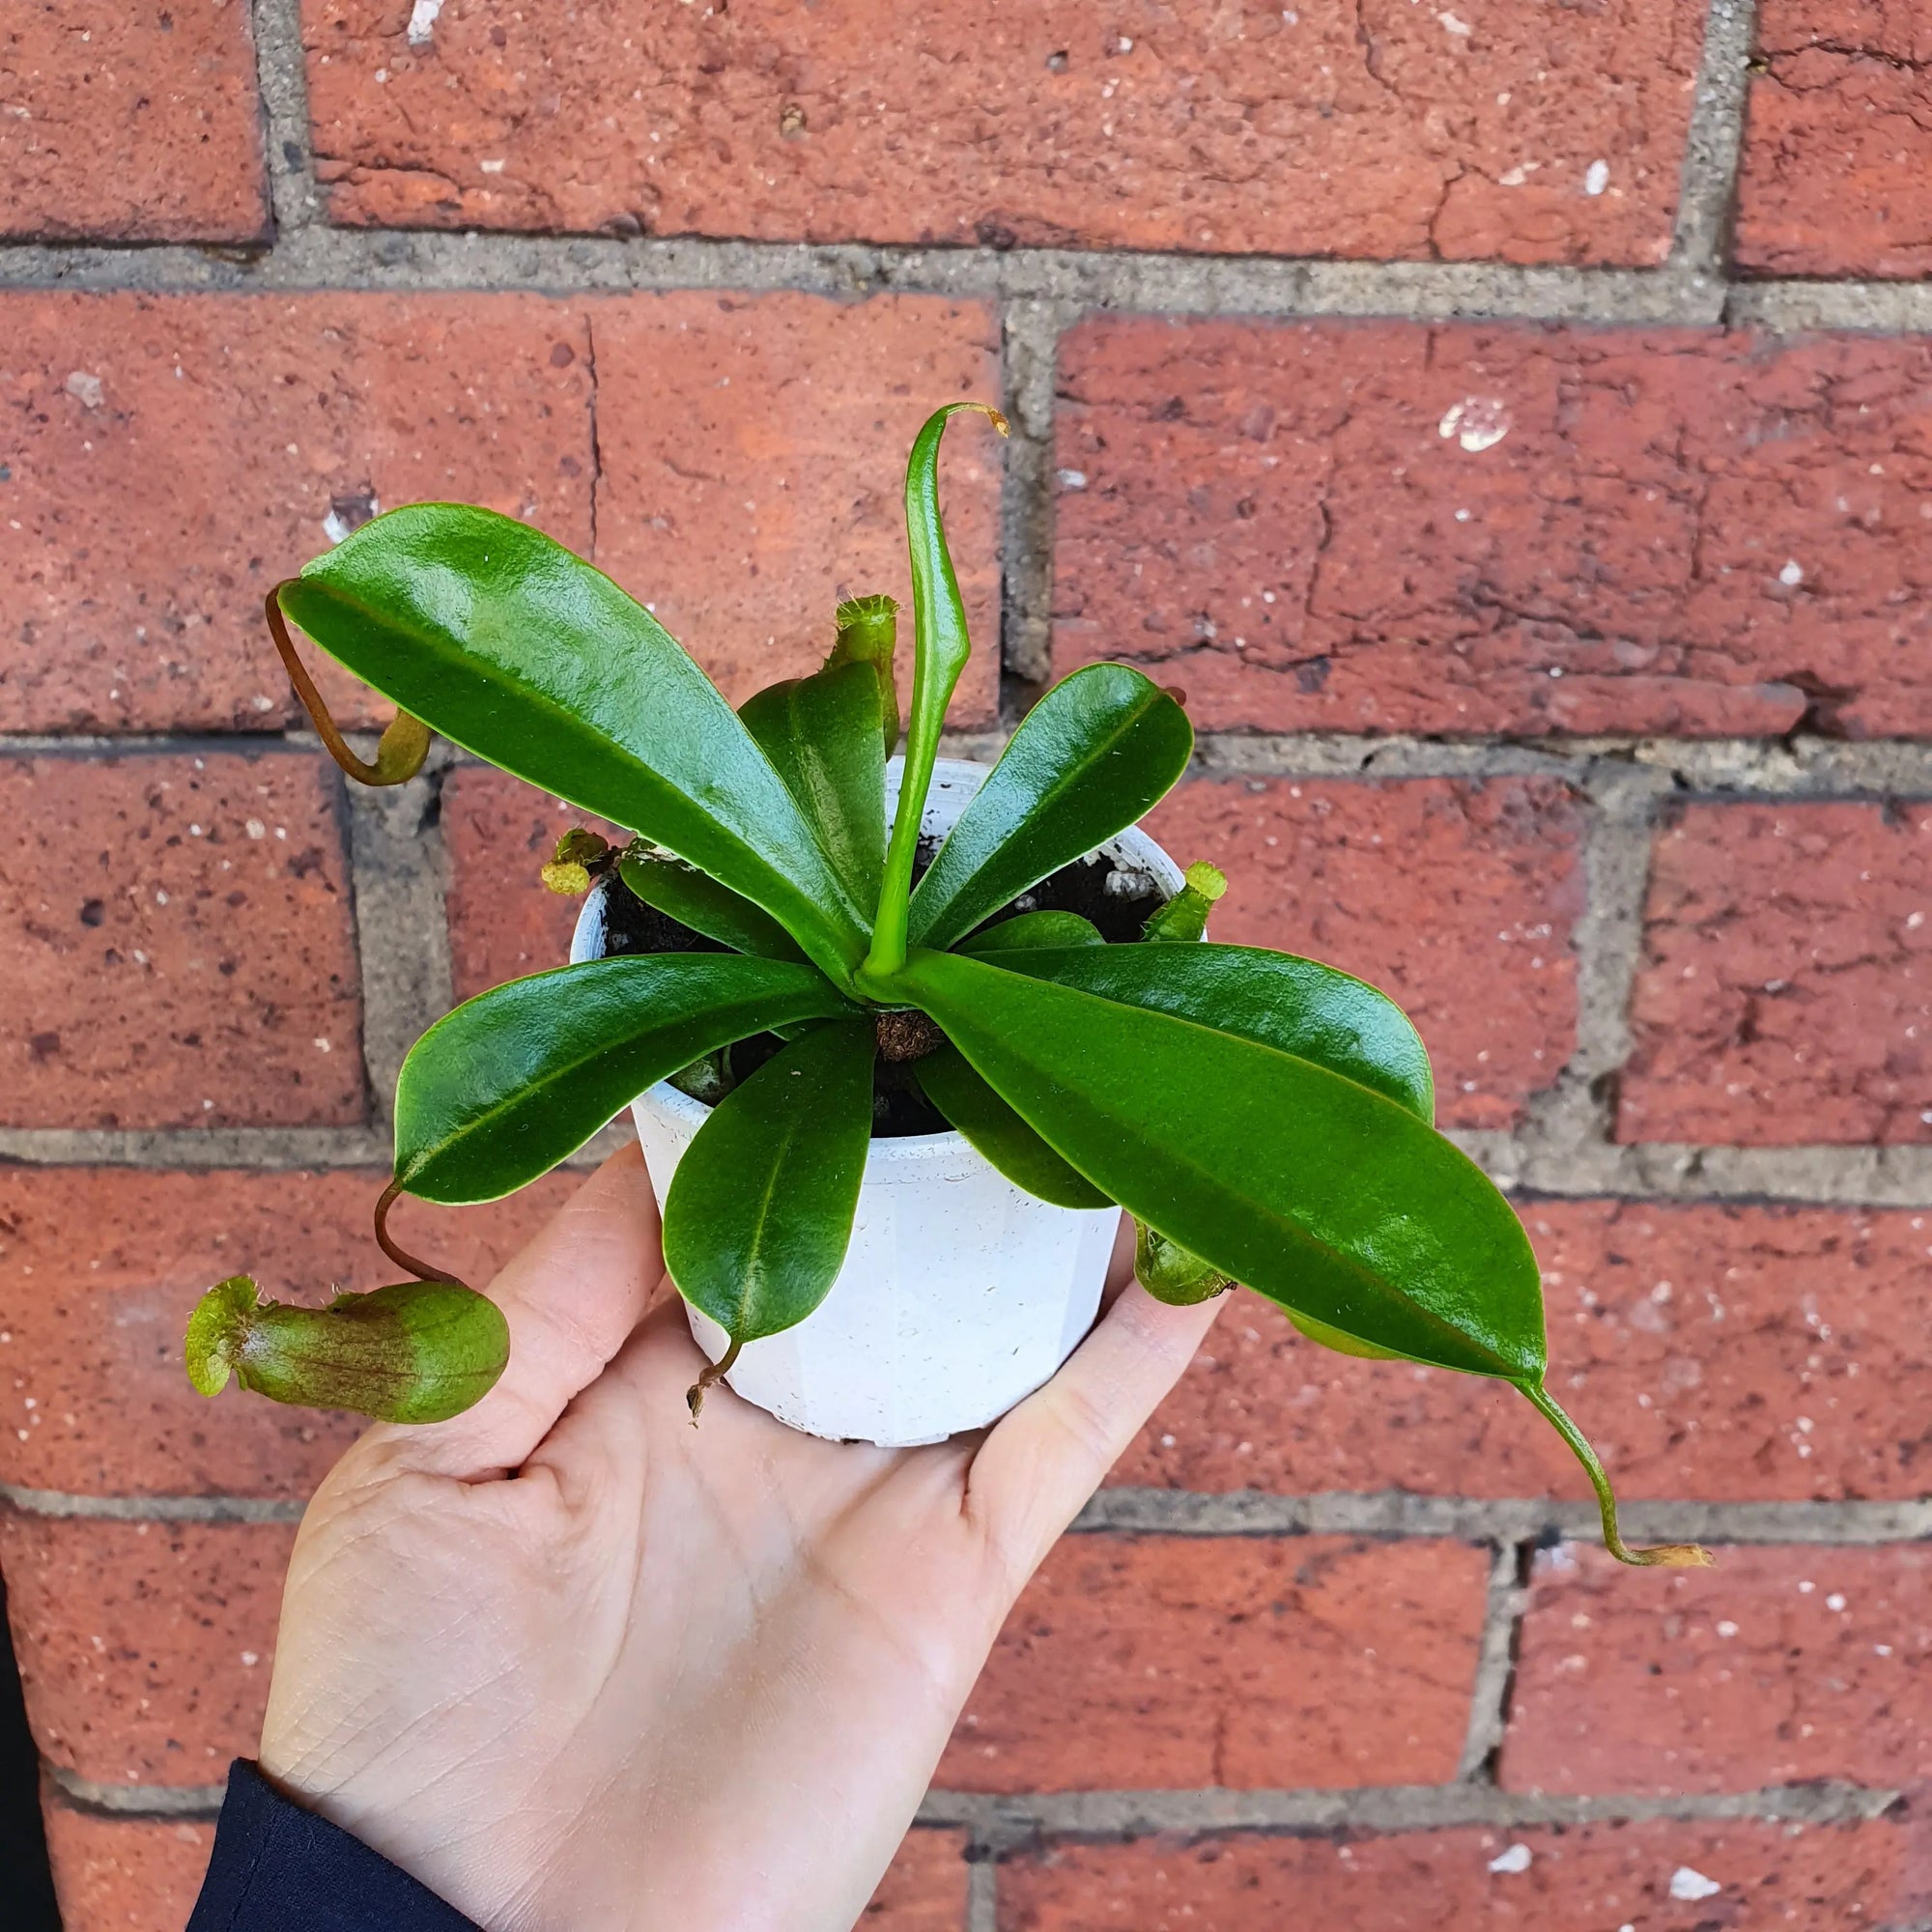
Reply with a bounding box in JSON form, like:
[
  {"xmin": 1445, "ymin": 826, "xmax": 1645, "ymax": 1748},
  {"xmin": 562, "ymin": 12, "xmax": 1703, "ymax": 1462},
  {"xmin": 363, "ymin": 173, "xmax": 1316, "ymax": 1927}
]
[
  {"xmin": 185, "ymin": 1274, "xmax": 509, "ymax": 1424},
  {"xmin": 906, "ymin": 665, "xmax": 1193, "ymax": 954},
  {"xmin": 914, "ymin": 1043, "xmax": 1112, "ymax": 1209},
  {"xmin": 395, "ymin": 953, "xmax": 851, "ymax": 1204},
  {"xmin": 980, "ymin": 942, "xmax": 1435, "ymax": 1123},
  {"xmin": 663, "ymin": 1016, "xmax": 876, "ymax": 1344},
  {"xmin": 957, "ymin": 911, "xmax": 1103, "ymax": 954},
  {"xmin": 276, "ymin": 506, "xmax": 867, "ymax": 985},
  {"xmin": 739, "ymin": 658, "xmax": 888, "ymax": 917},
  {"xmin": 895, "ymin": 949, "xmax": 1539, "ymax": 1380},
  {"xmin": 616, "ymin": 850, "xmax": 806, "ymax": 962},
  {"xmin": 866, "ymin": 402, "xmax": 1008, "ymax": 981}
]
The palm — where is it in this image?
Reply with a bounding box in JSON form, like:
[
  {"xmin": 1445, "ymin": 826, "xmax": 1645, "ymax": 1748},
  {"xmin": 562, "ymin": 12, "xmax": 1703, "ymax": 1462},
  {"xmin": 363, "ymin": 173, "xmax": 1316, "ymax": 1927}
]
[{"xmin": 260, "ymin": 1147, "xmax": 1217, "ymax": 1932}]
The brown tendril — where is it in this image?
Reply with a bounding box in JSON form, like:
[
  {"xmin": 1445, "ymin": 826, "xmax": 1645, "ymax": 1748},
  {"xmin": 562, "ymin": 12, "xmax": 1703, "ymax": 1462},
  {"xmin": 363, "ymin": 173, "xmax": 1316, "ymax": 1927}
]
[
  {"xmin": 374, "ymin": 1179, "xmax": 471, "ymax": 1292},
  {"xmin": 266, "ymin": 584, "xmax": 432, "ymax": 787},
  {"xmin": 686, "ymin": 1338, "xmax": 743, "ymax": 1424}
]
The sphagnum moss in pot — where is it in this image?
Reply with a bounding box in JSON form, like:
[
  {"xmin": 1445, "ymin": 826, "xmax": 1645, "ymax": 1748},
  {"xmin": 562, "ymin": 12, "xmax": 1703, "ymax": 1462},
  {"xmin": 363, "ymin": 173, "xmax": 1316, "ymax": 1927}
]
[{"xmin": 185, "ymin": 402, "xmax": 1709, "ymax": 1570}]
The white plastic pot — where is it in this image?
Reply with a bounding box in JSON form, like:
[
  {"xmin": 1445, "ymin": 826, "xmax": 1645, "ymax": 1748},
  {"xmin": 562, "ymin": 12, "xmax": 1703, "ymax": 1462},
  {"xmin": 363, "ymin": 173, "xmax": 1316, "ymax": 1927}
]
[{"xmin": 570, "ymin": 757, "xmax": 1182, "ymax": 1447}]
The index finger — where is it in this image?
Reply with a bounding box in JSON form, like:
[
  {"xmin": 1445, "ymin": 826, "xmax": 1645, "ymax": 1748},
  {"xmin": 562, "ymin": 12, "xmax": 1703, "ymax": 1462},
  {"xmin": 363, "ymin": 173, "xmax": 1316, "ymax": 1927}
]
[{"xmin": 352, "ymin": 1141, "xmax": 662, "ymax": 1481}]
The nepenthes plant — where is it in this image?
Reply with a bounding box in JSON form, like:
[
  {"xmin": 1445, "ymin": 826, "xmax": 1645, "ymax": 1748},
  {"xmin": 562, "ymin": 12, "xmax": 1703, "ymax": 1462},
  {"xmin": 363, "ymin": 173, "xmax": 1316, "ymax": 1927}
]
[{"xmin": 185, "ymin": 401, "xmax": 1709, "ymax": 1570}]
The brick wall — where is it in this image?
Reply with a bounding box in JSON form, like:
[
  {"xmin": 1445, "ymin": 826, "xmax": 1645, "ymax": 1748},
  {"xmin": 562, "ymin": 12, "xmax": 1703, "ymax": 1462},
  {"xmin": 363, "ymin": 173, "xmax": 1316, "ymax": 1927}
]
[{"xmin": 5, "ymin": 4, "xmax": 1932, "ymax": 1929}]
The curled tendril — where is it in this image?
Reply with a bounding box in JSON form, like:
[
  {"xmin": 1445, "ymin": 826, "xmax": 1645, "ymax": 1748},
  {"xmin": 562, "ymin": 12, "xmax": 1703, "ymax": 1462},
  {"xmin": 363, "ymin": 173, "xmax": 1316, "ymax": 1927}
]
[
  {"xmin": 266, "ymin": 583, "xmax": 432, "ymax": 786},
  {"xmin": 1521, "ymin": 1383, "xmax": 1715, "ymax": 1570}
]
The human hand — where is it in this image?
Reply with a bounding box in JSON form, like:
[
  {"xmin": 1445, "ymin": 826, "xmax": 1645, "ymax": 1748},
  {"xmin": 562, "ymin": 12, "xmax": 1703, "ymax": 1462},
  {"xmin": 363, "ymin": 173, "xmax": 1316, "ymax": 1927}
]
[{"xmin": 257, "ymin": 1143, "xmax": 1221, "ymax": 1932}]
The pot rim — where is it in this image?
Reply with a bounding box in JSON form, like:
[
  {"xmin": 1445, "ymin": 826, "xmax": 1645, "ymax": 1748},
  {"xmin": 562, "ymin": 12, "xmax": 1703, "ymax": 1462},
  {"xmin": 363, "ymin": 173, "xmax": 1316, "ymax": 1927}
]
[{"xmin": 568, "ymin": 754, "xmax": 1184, "ymax": 1172}]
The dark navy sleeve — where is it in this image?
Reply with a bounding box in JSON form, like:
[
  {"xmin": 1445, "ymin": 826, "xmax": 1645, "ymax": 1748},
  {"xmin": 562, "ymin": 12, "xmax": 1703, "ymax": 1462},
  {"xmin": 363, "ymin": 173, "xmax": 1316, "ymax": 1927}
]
[{"xmin": 187, "ymin": 1760, "xmax": 483, "ymax": 1932}]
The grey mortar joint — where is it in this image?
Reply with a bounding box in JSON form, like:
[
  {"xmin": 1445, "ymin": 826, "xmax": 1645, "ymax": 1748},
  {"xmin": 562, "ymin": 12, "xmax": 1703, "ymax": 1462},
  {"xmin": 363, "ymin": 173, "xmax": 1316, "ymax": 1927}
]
[
  {"xmin": 1671, "ymin": 0, "xmax": 1760, "ymax": 278},
  {"xmin": 917, "ymin": 1775, "xmax": 1897, "ymax": 1848},
  {"xmin": 998, "ymin": 298, "xmax": 1075, "ymax": 705},
  {"xmin": 0, "ymin": 1125, "xmax": 390, "ymax": 1169},
  {"xmin": 1074, "ymin": 1487, "xmax": 1932, "ymax": 1547},
  {"xmin": 249, "ymin": 0, "xmax": 320, "ymax": 238},
  {"xmin": 338, "ymin": 736, "xmax": 458, "ymax": 1129},
  {"xmin": 1455, "ymin": 1543, "xmax": 1529, "ymax": 1782}
]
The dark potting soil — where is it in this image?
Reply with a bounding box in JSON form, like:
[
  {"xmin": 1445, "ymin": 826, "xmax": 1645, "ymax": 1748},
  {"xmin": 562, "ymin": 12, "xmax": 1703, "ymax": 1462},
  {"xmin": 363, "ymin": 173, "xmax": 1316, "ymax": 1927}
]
[{"xmin": 597, "ymin": 838, "xmax": 1167, "ymax": 1136}]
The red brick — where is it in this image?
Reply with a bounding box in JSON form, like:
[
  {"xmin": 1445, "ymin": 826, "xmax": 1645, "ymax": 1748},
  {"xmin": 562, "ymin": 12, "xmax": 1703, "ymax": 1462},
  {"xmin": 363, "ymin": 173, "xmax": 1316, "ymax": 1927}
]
[
  {"xmin": 1054, "ymin": 319, "xmax": 1932, "ymax": 738},
  {"xmin": 301, "ymin": 0, "xmax": 1702, "ymax": 267},
  {"xmin": 442, "ymin": 769, "xmax": 616, "ymax": 1002},
  {"xmin": 0, "ymin": 4, "xmax": 266, "ymax": 243},
  {"xmin": 940, "ymin": 1536, "xmax": 1486, "ymax": 1792},
  {"xmin": 864, "ymin": 1831, "xmax": 971, "ymax": 1929},
  {"xmin": 0, "ymin": 753, "xmax": 363, "ymax": 1129},
  {"xmin": 0, "ymin": 1516, "xmax": 291, "ymax": 1786},
  {"xmin": 0, "ymin": 291, "xmax": 1001, "ymax": 736},
  {"xmin": 0, "ymin": 1168, "xmax": 577, "ymax": 1498},
  {"xmin": 1620, "ymin": 803, "xmax": 1932, "ymax": 1146},
  {"xmin": 588, "ymin": 293, "xmax": 1002, "ymax": 722},
  {"xmin": 1122, "ymin": 1201, "xmax": 1932, "ymax": 1505},
  {"xmin": 998, "ymin": 1817, "xmax": 1926, "ymax": 1930},
  {"xmin": 42, "ymin": 1804, "xmax": 213, "ymax": 1932},
  {"xmin": 1501, "ymin": 1543, "xmax": 1932, "ymax": 1795},
  {"xmin": 1147, "ymin": 777, "xmax": 1582, "ymax": 1130},
  {"xmin": 1738, "ymin": 3, "xmax": 1932, "ymax": 277},
  {"xmin": 0, "ymin": 292, "xmax": 594, "ymax": 733}
]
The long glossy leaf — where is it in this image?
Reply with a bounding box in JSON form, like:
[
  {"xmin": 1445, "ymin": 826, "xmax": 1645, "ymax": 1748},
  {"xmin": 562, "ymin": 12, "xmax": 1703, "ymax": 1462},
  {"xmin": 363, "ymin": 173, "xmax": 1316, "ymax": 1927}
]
[
  {"xmin": 896, "ymin": 949, "xmax": 1541, "ymax": 1380},
  {"xmin": 906, "ymin": 665, "xmax": 1193, "ymax": 953},
  {"xmin": 958, "ymin": 912, "xmax": 1103, "ymax": 954},
  {"xmin": 739, "ymin": 659, "xmax": 887, "ymax": 917},
  {"xmin": 395, "ymin": 953, "xmax": 851, "ymax": 1203},
  {"xmin": 982, "ymin": 943, "xmax": 1434, "ymax": 1122},
  {"xmin": 616, "ymin": 851, "xmax": 805, "ymax": 962},
  {"xmin": 914, "ymin": 1043, "xmax": 1112, "ymax": 1209},
  {"xmin": 663, "ymin": 1016, "xmax": 876, "ymax": 1344},
  {"xmin": 867, "ymin": 403, "xmax": 1006, "ymax": 980},
  {"xmin": 278, "ymin": 506, "xmax": 866, "ymax": 983}
]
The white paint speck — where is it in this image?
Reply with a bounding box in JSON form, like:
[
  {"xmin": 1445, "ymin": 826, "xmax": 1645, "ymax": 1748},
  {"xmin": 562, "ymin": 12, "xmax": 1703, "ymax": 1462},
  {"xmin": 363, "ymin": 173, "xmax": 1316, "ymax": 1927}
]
[
  {"xmin": 245, "ymin": 818, "xmax": 267, "ymax": 840},
  {"xmin": 1716, "ymin": 1619, "xmax": 1739, "ymax": 1637},
  {"xmin": 1057, "ymin": 469, "xmax": 1089, "ymax": 490},
  {"xmin": 1437, "ymin": 10, "xmax": 1473, "ymax": 34},
  {"xmin": 1439, "ymin": 397, "xmax": 1511, "ymax": 453},
  {"xmin": 406, "ymin": 0, "xmax": 443, "ymax": 45},
  {"xmin": 1827, "ymin": 1592, "xmax": 1847, "ymax": 1611},
  {"xmin": 1584, "ymin": 159, "xmax": 1610, "ymax": 196},
  {"xmin": 480, "ymin": 157, "xmax": 506, "ymax": 173},
  {"xmin": 1669, "ymin": 1867, "xmax": 1721, "ymax": 1903},
  {"xmin": 1779, "ymin": 558, "xmax": 1804, "ymax": 586},
  {"xmin": 66, "ymin": 370, "xmax": 104, "ymax": 411},
  {"xmin": 1488, "ymin": 1843, "xmax": 1533, "ymax": 1874}
]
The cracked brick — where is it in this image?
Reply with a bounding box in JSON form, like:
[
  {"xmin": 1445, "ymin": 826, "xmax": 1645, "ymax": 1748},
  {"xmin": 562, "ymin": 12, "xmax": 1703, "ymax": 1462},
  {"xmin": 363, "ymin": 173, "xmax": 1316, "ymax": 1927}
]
[
  {"xmin": 997, "ymin": 1818, "xmax": 1926, "ymax": 1929},
  {"xmin": 1738, "ymin": 1, "xmax": 1932, "ymax": 277},
  {"xmin": 1621, "ymin": 802, "xmax": 1932, "ymax": 1146},
  {"xmin": 1146, "ymin": 776, "xmax": 1584, "ymax": 1130},
  {"xmin": 0, "ymin": 1166, "xmax": 576, "ymax": 1497},
  {"xmin": 941, "ymin": 1536, "xmax": 1487, "ymax": 1793},
  {"xmin": 0, "ymin": 3, "xmax": 267, "ymax": 242},
  {"xmin": 0, "ymin": 1515, "xmax": 291, "ymax": 1786},
  {"xmin": 1054, "ymin": 318, "xmax": 1932, "ymax": 738},
  {"xmin": 298, "ymin": 0, "xmax": 1702, "ymax": 266},
  {"xmin": 1121, "ymin": 1200, "xmax": 1932, "ymax": 1503},
  {"xmin": 1501, "ymin": 1542, "xmax": 1932, "ymax": 1795},
  {"xmin": 0, "ymin": 753, "xmax": 365, "ymax": 1130},
  {"xmin": 0, "ymin": 293, "xmax": 594, "ymax": 733},
  {"xmin": 42, "ymin": 1806, "xmax": 214, "ymax": 1932}
]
